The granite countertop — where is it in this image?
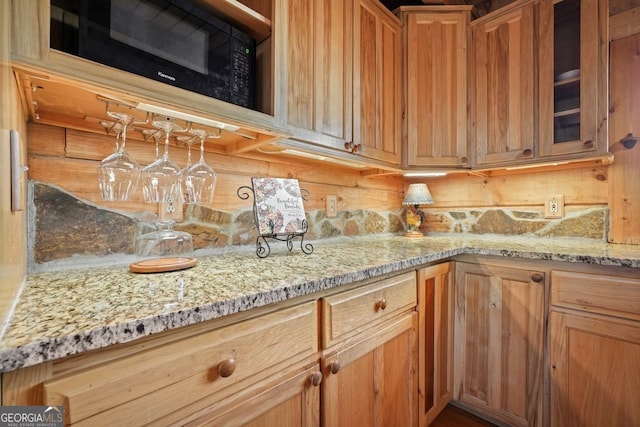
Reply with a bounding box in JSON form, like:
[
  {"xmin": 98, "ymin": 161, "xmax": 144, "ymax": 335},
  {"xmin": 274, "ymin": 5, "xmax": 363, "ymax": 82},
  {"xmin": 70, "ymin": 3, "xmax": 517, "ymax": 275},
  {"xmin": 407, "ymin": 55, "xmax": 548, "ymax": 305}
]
[{"xmin": 1, "ymin": 234, "xmax": 639, "ymax": 374}]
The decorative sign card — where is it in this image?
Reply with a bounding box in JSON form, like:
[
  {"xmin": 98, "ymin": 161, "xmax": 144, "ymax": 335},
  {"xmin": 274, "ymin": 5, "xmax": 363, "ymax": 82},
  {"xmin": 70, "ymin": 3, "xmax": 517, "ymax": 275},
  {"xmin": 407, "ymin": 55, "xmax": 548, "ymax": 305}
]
[{"xmin": 251, "ymin": 177, "xmax": 307, "ymax": 236}]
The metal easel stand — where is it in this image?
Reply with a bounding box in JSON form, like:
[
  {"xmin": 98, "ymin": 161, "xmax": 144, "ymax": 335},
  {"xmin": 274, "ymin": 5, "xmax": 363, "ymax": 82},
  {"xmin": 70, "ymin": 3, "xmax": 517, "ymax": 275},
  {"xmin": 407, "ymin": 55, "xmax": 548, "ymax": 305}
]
[{"xmin": 237, "ymin": 185, "xmax": 314, "ymax": 258}]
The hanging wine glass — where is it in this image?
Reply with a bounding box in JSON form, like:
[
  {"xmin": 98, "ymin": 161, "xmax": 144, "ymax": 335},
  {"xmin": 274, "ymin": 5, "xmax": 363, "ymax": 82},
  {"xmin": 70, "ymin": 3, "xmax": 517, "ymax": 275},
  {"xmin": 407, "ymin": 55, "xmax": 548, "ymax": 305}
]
[
  {"xmin": 176, "ymin": 132, "xmax": 199, "ymax": 204},
  {"xmin": 182, "ymin": 128, "xmax": 219, "ymax": 204},
  {"xmin": 98, "ymin": 120, "xmax": 123, "ymax": 163},
  {"xmin": 142, "ymin": 128, "xmax": 163, "ymax": 161},
  {"xmin": 140, "ymin": 115, "xmax": 184, "ymax": 203},
  {"xmin": 98, "ymin": 113, "xmax": 141, "ymax": 201}
]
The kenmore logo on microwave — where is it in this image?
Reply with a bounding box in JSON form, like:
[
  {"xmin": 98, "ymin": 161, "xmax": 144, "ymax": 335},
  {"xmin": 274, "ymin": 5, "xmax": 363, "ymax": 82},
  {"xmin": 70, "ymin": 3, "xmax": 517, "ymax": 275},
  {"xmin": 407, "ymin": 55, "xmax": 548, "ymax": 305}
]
[{"xmin": 158, "ymin": 71, "xmax": 176, "ymax": 82}]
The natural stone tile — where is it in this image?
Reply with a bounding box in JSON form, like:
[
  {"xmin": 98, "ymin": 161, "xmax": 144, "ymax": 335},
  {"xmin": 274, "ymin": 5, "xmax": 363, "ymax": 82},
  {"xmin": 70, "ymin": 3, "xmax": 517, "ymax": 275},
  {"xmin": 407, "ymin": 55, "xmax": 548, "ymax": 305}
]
[
  {"xmin": 388, "ymin": 213, "xmax": 404, "ymax": 233},
  {"xmin": 471, "ymin": 210, "xmax": 546, "ymax": 235},
  {"xmin": 33, "ymin": 183, "xmax": 137, "ymax": 262},
  {"xmin": 364, "ymin": 212, "xmax": 386, "ymax": 234},
  {"xmin": 512, "ymin": 210, "xmax": 543, "ymax": 219},
  {"xmin": 176, "ymin": 222, "xmax": 229, "ymax": 249},
  {"xmin": 187, "ymin": 205, "xmax": 232, "ymax": 225},
  {"xmin": 319, "ymin": 220, "xmax": 342, "ymax": 238},
  {"xmin": 234, "ymin": 210, "xmax": 257, "ymax": 228},
  {"xmin": 450, "ymin": 211, "xmax": 467, "ymax": 220},
  {"xmin": 537, "ymin": 208, "xmax": 608, "ymax": 240},
  {"xmin": 423, "ymin": 213, "xmax": 453, "ymax": 233},
  {"xmin": 344, "ymin": 219, "xmax": 360, "ymax": 236}
]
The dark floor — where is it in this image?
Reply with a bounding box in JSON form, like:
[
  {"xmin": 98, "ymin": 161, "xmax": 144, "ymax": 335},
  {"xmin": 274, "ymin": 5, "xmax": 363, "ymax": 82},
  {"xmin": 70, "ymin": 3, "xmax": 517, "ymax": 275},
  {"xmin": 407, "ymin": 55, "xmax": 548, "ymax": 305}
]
[{"xmin": 431, "ymin": 404, "xmax": 498, "ymax": 427}]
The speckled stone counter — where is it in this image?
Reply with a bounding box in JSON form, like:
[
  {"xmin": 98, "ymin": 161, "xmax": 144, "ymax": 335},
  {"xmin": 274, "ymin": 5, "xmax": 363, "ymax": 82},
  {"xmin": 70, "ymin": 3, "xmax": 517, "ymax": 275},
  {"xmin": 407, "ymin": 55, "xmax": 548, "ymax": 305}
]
[{"xmin": 1, "ymin": 235, "xmax": 639, "ymax": 373}]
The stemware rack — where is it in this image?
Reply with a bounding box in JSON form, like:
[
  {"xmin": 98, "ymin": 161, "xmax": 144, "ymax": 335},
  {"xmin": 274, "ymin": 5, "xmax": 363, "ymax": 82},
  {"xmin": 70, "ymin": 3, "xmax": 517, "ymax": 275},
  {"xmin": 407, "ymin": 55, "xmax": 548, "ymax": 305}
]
[
  {"xmin": 236, "ymin": 185, "xmax": 314, "ymax": 259},
  {"xmin": 96, "ymin": 95, "xmax": 242, "ymax": 145}
]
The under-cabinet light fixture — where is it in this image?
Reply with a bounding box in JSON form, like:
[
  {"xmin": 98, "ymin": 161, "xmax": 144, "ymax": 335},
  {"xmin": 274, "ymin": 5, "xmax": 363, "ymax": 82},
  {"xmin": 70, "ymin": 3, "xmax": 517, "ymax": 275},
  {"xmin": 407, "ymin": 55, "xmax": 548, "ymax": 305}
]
[
  {"xmin": 136, "ymin": 102, "xmax": 240, "ymax": 132},
  {"xmin": 505, "ymin": 161, "xmax": 569, "ymax": 171},
  {"xmin": 403, "ymin": 172, "xmax": 448, "ymax": 177},
  {"xmin": 280, "ymin": 149, "xmax": 367, "ymax": 168}
]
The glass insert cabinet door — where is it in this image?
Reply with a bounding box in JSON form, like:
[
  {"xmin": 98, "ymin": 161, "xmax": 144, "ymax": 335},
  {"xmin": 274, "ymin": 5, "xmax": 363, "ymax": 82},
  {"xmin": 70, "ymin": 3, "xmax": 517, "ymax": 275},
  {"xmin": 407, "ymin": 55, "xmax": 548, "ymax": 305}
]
[{"xmin": 538, "ymin": 0, "xmax": 608, "ymax": 158}]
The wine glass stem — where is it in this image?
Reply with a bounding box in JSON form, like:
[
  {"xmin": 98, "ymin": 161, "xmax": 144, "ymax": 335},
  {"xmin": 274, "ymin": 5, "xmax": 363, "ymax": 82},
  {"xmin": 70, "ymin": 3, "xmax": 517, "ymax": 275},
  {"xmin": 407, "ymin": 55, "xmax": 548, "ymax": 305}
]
[
  {"xmin": 199, "ymin": 137, "xmax": 206, "ymax": 162},
  {"xmin": 163, "ymin": 131, "xmax": 171, "ymax": 159},
  {"xmin": 120, "ymin": 123, "xmax": 128, "ymax": 152}
]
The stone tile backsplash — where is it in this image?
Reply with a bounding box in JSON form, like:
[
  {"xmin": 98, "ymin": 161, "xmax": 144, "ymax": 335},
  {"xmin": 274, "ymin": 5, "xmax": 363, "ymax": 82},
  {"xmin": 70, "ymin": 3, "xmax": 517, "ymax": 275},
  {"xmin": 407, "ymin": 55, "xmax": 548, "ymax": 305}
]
[{"xmin": 30, "ymin": 182, "xmax": 608, "ymax": 265}]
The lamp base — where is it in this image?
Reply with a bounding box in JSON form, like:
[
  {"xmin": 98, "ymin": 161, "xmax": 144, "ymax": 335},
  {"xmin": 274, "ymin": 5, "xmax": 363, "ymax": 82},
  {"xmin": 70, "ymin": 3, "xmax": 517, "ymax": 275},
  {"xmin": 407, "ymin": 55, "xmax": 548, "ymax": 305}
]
[{"xmin": 404, "ymin": 231, "xmax": 424, "ymax": 238}]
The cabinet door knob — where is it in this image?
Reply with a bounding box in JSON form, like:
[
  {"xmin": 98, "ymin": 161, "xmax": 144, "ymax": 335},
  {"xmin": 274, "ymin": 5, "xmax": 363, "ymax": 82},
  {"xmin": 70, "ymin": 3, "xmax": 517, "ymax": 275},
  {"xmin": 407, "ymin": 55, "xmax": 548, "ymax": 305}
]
[
  {"xmin": 459, "ymin": 156, "xmax": 468, "ymax": 164},
  {"xmin": 531, "ymin": 273, "xmax": 544, "ymax": 283},
  {"xmin": 344, "ymin": 141, "xmax": 353, "ymax": 151},
  {"xmin": 583, "ymin": 140, "xmax": 594, "ymax": 149},
  {"xmin": 376, "ymin": 298, "xmax": 387, "ymax": 311},
  {"xmin": 218, "ymin": 358, "xmax": 237, "ymax": 378},
  {"xmin": 310, "ymin": 371, "xmax": 323, "ymax": 387},
  {"xmin": 523, "ymin": 148, "xmax": 533, "ymax": 157},
  {"xmin": 329, "ymin": 361, "xmax": 341, "ymax": 375},
  {"xmin": 352, "ymin": 143, "xmax": 362, "ymax": 153}
]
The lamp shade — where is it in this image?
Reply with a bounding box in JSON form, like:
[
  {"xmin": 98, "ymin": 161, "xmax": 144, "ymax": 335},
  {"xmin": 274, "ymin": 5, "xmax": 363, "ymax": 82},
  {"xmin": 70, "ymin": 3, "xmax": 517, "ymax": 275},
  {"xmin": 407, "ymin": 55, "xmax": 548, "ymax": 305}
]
[{"xmin": 402, "ymin": 183, "xmax": 434, "ymax": 206}]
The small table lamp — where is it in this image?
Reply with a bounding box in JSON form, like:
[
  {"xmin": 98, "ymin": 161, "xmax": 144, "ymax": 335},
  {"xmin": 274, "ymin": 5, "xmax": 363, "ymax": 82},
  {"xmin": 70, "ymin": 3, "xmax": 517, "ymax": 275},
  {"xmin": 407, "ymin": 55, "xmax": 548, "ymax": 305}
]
[{"xmin": 402, "ymin": 183, "xmax": 434, "ymax": 238}]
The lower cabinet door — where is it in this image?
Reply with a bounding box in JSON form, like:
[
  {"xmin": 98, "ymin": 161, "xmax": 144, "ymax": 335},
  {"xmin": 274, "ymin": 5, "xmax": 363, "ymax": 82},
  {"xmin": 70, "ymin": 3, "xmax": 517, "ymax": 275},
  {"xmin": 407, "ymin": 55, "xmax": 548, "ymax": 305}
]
[
  {"xmin": 418, "ymin": 263, "xmax": 454, "ymax": 425},
  {"xmin": 181, "ymin": 364, "xmax": 322, "ymax": 427},
  {"xmin": 454, "ymin": 261, "xmax": 545, "ymax": 426},
  {"xmin": 321, "ymin": 312, "xmax": 418, "ymax": 427},
  {"xmin": 550, "ymin": 311, "xmax": 640, "ymax": 426}
]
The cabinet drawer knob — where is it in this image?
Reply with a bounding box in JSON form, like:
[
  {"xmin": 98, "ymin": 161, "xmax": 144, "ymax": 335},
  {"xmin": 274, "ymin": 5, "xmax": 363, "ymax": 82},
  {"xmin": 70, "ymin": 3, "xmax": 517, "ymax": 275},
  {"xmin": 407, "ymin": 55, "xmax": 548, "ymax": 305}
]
[
  {"xmin": 329, "ymin": 361, "xmax": 341, "ymax": 375},
  {"xmin": 310, "ymin": 371, "xmax": 323, "ymax": 387},
  {"xmin": 376, "ymin": 298, "xmax": 387, "ymax": 311},
  {"xmin": 218, "ymin": 358, "xmax": 237, "ymax": 378},
  {"xmin": 531, "ymin": 273, "xmax": 544, "ymax": 283}
]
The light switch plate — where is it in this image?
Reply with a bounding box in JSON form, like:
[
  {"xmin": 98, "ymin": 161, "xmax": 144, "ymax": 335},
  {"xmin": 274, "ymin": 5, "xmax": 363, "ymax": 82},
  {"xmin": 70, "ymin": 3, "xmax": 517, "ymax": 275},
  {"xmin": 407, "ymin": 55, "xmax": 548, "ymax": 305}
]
[
  {"xmin": 10, "ymin": 130, "xmax": 28, "ymax": 212},
  {"xmin": 326, "ymin": 195, "xmax": 337, "ymax": 218}
]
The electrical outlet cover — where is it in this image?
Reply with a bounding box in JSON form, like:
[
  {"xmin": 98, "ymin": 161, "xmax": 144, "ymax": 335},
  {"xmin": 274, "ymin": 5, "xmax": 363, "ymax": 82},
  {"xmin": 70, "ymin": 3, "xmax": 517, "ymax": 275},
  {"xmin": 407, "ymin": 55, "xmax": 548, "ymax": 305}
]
[{"xmin": 544, "ymin": 195, "xmax": 565, "ymax": 219}]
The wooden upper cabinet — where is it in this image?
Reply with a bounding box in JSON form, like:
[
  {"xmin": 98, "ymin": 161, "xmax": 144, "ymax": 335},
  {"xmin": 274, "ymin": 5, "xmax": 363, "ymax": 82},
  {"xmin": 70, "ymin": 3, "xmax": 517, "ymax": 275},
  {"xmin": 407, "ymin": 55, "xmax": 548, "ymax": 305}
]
[
  {"xmin": 538, "ymin": 0, "xmax": 609, "ymax": 158},
  {"xmin": 400, "ymin": 6, "xmax": 472, "ymax": 168},
  {"xmin": 353, "ymin": 0, "xmax": 402, "ymax": 165},
  {"xmin": 470, "ymin": 0, "xmax": 535, "ymax": 167},
  {"xmin": 275, "ymin": 0, "xmax": 353, "ymax": 150}
]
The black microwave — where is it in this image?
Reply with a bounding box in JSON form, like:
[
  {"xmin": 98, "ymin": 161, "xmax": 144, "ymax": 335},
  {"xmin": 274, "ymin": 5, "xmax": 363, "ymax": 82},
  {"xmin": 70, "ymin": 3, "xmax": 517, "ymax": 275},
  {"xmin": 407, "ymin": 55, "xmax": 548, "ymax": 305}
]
[{"xmin": 50, "ymin": 0, "xmax": 255, "ymax": 109}]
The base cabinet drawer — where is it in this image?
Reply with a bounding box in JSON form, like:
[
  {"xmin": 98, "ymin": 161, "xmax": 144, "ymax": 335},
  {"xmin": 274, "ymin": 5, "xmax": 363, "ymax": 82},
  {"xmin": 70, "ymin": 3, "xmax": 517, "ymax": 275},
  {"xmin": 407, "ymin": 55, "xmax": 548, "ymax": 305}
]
[
  {"xmin": 321, "ymin": 271, "xmax": 417, "ymax": 349},
  {"xmin": 551, "ymin": 270, "xmax": 640, "ymax": 321},
  {"xmin": 42, "ymin": 301, "xmax": 318, "ymax": 426}
]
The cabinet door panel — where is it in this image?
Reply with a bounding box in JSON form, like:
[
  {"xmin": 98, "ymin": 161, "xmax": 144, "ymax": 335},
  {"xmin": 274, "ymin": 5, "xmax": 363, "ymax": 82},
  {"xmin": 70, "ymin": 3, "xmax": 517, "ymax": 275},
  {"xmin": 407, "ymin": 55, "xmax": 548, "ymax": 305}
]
[
  {"xmin": 405, "ymin": 10, "xmax": 469, "ymax": 167},
  {"xmin": 284, "ymin": 0, "xmax": 315, "ymax": 131},
  {"xmin": 454, "ymin": 262, "xmax": 544, "ymax": 426},
  {"xmin": 550, "ymin": 311, "xmax": 640, "ymax": 426},
  {"xmin": 538, "ymin": 0, "xmax": 609, "ymax": 157},
  {"xmin": 353, "ymin": 0, "xmax": 402, "ymax": 165},
  {"xmin": 184, "ymin": 365, "xmax": 321, "ymax": 427},
  {"xmin": 472, "ymin": 2, "xmax": 535, "ymax": 166},
  {"xmin": 418, "ymin": 263, "xmax": 454, "ymax": 425},
  {"xmin": 322, "ymin": 313, "xmax": 418, "ymax": 427},
  {"xmin": 277, "ymin": 0, "xmax": 352, "ymax": 150}
]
